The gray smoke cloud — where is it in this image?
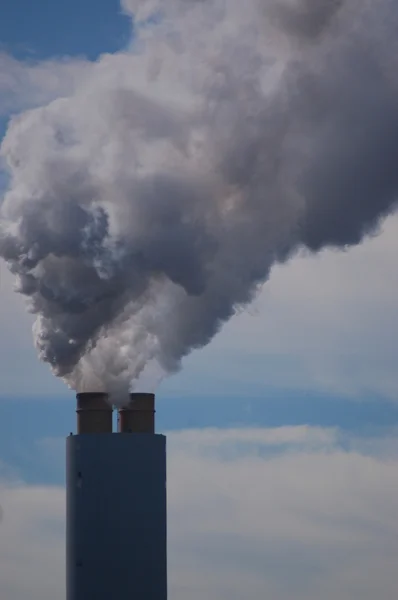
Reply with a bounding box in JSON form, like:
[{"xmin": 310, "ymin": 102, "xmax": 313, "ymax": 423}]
[
  {"xmin": 1, "ymin": 0, "xmax": 398, "ymax": 399},
  {"xmin": 266, "ymin": 0, "xmax": 344, "ymax": 39}
]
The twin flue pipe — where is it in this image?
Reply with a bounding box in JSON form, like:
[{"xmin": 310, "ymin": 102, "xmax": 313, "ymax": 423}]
[{"xmin": 76, "ymin": 392, "xmax": 155, "ymax": 434}]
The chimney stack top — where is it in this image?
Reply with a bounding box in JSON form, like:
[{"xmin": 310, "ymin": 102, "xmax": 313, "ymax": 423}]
[
  {"xmin": 76, "ymin": 392, "xmax": 112, "ymax": 434},
  {"xmin": 118, "ymin": 393, "xmax": 155, "ymax": 434}
]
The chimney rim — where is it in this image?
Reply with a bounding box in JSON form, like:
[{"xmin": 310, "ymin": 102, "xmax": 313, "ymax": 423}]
[{"xmin": 76, "ymin": 392, "xmax": 109, "ymax": 400}]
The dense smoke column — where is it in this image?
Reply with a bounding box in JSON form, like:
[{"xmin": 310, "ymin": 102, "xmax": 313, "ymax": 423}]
[{"xmin": 1, "ymin": 0, "xmax": 398, "ymax": 396}]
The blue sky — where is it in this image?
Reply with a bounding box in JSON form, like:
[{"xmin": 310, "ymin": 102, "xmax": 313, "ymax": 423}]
[
  {"xmin": 0, "ymin": 0, "xmax": 130, "ymax": 60},
  {"xmin": 1, "ymin": 1, "xmax": 398, "ymax": 599}
]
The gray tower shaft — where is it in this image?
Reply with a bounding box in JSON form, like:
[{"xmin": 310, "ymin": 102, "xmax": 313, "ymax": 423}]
[{"xmin": 66, "ymin": 432, "xmax": 167, "ymax": 600}]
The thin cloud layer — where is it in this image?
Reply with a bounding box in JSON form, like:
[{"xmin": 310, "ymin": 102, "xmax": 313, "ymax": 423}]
[
  {"xmin": 199, "ymin": 213, "xmax": 398, "ymax": 400},
  {"xmin": 0, "ymin": 479, "xmax": 64, "ymax": 600},
  {"xmin": 1, "ymin": 425, "xmax": 398, "ymax": 600}
]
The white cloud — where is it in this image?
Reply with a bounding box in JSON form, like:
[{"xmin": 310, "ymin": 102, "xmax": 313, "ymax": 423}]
[
  {"xmin": 0, "ymin": 478, "xmax": 64, "ymax": 600},
  {"xmin": 168, "ymin": 426, "xmax": 398, "ymax": 600},
  {"xmin": 0, "ymin": 53, "xmax": 92, "ymax": 118},
  {"xmin": 2, "ymin": 426, "xmax": 398, "ymax": 600},
  {"xmin": 121, "ymin": 0, "xmax": 162, "ymax": 21}
]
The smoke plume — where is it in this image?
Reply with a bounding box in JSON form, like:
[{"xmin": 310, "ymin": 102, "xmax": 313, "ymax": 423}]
[{"xmin": 1, "ymin": 0, "xmax": 398, "ymax": 399}]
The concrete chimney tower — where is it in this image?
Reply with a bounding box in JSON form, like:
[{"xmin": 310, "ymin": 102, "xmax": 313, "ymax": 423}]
[{"xmin": 66, "ymin": 392, "xmax": 167, "ymax": 600}]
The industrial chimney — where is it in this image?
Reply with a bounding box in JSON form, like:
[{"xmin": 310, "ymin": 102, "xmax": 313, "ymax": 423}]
[{"xmin": 66, "ymin": 392, "xmax": 167, "ymax": 600}]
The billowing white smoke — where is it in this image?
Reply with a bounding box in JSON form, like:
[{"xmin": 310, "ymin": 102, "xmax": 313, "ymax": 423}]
[{"xmin": 1, "ymin": 0, "xmax": 398, "ymax": 399}]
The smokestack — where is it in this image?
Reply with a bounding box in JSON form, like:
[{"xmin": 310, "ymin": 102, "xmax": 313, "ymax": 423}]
[
  {"xmin": 76, "ymin": 392, "xmax": 112, "ymax": 433},
  {"xmin": 66, "ymin": 392, "xmax": 167, "ymax": 600},
  {"xmin": 118, "ymin": 392, "xmax": 155, "ymax": 433}
]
